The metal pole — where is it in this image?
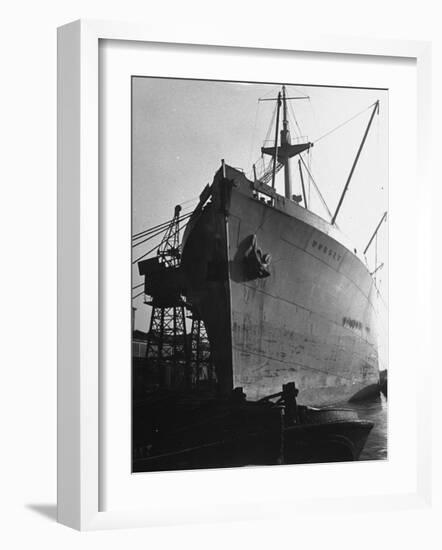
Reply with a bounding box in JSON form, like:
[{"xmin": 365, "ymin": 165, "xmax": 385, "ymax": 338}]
[
  {"xmin": 331, "ymin": 100, "xmax": 380, "ymax": 225},
  {"xmin": 374, "ymin": 232, "xmax": 378, "ymax": 285},
  {"xmin": 181, "ymin": 305, "xmax": 191, "ymax": 389},
  {"xmin": 281, "ymin": 86, "xmax": 293, "ymax": 199},
  {"xmin": 370, "ymin": 262, "xmax": 384, "ymax": 277},
  {"xmin": 271, "ymin": 92, "xmax": 282, "ymax": 190},
  {"xmin": 363, "ymin": 210, "xmax": 387, "ymax": 255},
  {"xmin": 196, "ymin": 319, "xmax": 201, "ymax": 381},
  {"xmin": 159, "ymin": 307, "xmax": 165, "ymax": 388},
  {"xmin": 298, "ymin": 159, "xmax": 307, "ymax": 208}
]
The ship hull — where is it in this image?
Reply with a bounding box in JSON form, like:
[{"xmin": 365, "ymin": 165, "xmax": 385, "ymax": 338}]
[{"xmin": 182, "ymin": 166, "xmax": 380, "ymax": 406}]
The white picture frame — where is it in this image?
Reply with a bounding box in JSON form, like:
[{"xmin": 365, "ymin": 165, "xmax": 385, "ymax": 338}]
[{"xmin": 57, "ymin": 19, "xmax": 432, "ymax": 531}]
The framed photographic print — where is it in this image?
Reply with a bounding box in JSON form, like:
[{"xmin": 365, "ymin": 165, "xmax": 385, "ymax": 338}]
[
  {"xmin": 57, "ymin": 19, "xmax": 432, "ymax": 530},
  {"xmin": 131, "ymin": 76, "xmax": 388, "ymax": 473}
]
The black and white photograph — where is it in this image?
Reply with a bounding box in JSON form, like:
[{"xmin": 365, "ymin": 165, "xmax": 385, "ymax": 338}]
[
  {"xmin": 3, "ymin": 0, "xmax": 438, "ymax": 542},
  {"xmin": 131, "ymin": 77, "xmax": 388, "ymax": 473}
]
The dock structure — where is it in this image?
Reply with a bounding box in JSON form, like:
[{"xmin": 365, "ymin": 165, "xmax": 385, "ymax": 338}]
[
  {"xmin": 189, "ymin": 311, "xmax": 216, "ymax": 388},
  {"xmin": 137, "ymin": 205, "xmax": 189, "ymax": 390},
  {"xmin": 136, "ymin": 205, "xmax": 214, "ymax": 392}
]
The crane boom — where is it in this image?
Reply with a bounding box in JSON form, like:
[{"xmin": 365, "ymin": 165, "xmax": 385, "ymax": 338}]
[{"xmin": 331, "ymin": 100, "xmax": 380, "ymax": 225}]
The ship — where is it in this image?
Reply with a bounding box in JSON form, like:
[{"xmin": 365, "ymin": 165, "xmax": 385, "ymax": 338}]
[{"xmin": 180, "ymin": 85, "xmax": 382, "ymax": 407}]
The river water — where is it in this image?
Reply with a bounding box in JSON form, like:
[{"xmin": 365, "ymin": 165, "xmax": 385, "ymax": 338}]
[{"xmin": 346, "ymin": 394, "xmax": 388, "ymax": 460}]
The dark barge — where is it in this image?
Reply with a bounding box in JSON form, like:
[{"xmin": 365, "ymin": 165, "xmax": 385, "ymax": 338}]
[{"xmin": 133, "ymin": 383, "xmax": 373, "ymax": 472}]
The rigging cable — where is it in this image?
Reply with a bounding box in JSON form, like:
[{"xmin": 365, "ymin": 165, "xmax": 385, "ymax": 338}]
[
  {"xmin": 132, "ymin": 213, "xmax": 190, "ymax": 240},
  {"xmin": 132, "ymin": 204, "xmax": 196, "ymax": 240},
  {"xmin": 314, "ymin": 102, "xmax": 377, "ymax": 144},
  {"xmin": 263, "ymin": 103, "xmax": 277, "ymax": 145},
  {"xmin": 287, "ymin": 88, "xmax": 304, "ymax": 138},
  {"xmin": 299, "ymin": 154, "xmax": 335, "ymax": 224},
  {"xmin": 287, "ymin": 85, "xmax": 309, "ymax": 98},
  {"xmin": 132, "ymin": 282, "xmax": 144, "ymax": 291},
  {"xmin": 259, "ymin": 85, "xmax": 282, "ymax": 100},
  {"xmin": 132, "ymin": 217, "xmax": 191, "ymax": 265},
  {"xmin": 247, "ymin": 100, "xmax": 261, "ymax": 170},
  {"xmin": 132, "ymin": 211, "xmax": 193, "ymax": 242},
  {"xmin": 132, "ymin": 225, "xmax": 177, "ymax": 248},
  {"xmin": 132, "ymin": 212, "xmax": 193, "ymax": 248},
  {"xmin": 179, "ymin": 195, "xmax": 199, "ymax": 206},
  {"xmin": 132, "ymin": 218, "xmax": 175, "ymax": 240}
]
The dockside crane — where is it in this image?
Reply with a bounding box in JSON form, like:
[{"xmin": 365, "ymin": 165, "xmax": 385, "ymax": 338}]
[
  {"xmin": 137, "ymin": 205, "xmax": 190, "ymax": 390},
  {"xmin": 135, "ymin": 204, "xmax": 214, "ymax": 391}
]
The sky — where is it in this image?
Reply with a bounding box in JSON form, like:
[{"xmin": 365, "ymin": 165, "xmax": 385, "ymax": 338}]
[{"xmin": 131, "ymin": 77, "xmax": 388, "ymax": 367}]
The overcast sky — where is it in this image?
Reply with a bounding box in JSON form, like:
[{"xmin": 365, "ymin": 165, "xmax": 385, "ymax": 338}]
[{"xmin": 132, "ymin": 77, "xmax": 388, "ymax": 367}]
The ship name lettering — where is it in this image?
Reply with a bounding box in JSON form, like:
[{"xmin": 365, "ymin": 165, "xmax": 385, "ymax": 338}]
[
  {"xmin": 311, "ymin": 239, "xmax": 340, "ymax": 262},
  {"xmin": 342, "ymin": 316, "xmax": 363, "ymax": 332}
]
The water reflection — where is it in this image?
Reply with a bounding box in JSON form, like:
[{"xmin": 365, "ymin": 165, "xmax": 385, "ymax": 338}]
[{"xmin": 347, "ymin": 394, "xmax": 388, "ymax": 460}]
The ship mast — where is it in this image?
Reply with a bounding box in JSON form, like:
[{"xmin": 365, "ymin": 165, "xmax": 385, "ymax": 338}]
[
  {"xmin": 281, "ymin": 85, "xmax": 293, "ymax": 199},
  {"xmin": 260, "ymin": 87, "xmax": 312, "ymax": 201}
]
